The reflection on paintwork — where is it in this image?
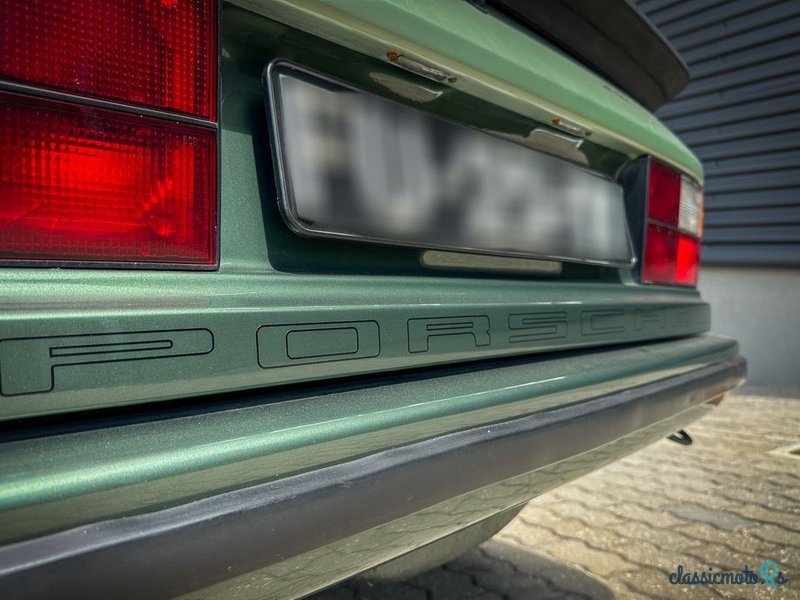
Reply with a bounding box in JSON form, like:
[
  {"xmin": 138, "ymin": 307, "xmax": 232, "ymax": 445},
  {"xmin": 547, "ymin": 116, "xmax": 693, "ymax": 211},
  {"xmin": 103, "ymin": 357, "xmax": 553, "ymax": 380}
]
[{"xmin": 0, "ymin": 337, "xmax": 735, "ymax": 545}]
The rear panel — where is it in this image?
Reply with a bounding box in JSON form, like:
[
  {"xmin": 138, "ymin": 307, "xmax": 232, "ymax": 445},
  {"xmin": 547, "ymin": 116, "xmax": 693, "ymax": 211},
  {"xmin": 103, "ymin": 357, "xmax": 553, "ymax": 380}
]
[{"xmin": 0, "ymin": 2, "xmax": 709, "ymax": 421}]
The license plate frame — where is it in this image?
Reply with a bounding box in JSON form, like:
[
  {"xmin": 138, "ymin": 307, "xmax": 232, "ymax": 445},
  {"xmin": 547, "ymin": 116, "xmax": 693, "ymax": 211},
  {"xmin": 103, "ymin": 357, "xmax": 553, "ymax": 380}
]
[{"xmin": 264, "ymin": 60, "xmax": 635, "ymax": 269}]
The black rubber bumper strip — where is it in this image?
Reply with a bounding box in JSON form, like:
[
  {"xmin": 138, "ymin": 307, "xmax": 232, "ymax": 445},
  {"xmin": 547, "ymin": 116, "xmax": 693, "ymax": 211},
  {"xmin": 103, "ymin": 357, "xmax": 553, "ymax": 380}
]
[{"xmin": 0, "ymin": 356, "xmax": 745, "ymax": 600}]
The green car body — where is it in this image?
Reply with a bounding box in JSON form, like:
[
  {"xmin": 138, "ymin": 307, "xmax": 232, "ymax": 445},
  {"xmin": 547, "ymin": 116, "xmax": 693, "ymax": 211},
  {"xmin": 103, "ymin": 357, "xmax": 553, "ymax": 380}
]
[{"xmin": 0, "ymin": 2, "xmax": 743, "ymax": 599}]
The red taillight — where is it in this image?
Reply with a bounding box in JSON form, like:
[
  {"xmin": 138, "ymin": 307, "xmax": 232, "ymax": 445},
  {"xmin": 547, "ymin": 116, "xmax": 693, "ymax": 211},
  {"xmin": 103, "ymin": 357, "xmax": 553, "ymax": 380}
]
[
  {"xmin": 641, "ymin": 159, "xmax": 703, "ymax": 287},
  {"xmin": 642, "ymin": 224, "xmax": 677, "ymax": 283},
  {"xmin": 0, "ymin": 0, "xmax": 216, "ymax": 119},
  {"xmin": 0, "ymin": 0, "xmax": 217, "ymax": 267},
  {"xmin": 675, "ymin": 235, "xmax": 700, "ymax": 286},
  {"xmin": 647, "ymin": 160, "xmax": 681, "ymax": 226},
  {"xmin": 0, "ymin": 92, "xmax": 216, "ymax": 264}
]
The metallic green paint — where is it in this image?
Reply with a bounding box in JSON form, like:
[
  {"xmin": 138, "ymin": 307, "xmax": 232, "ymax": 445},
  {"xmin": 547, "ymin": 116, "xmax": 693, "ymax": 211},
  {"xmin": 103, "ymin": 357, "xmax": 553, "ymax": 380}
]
[
  {"xmin": 0, "ymin": 6, "xmax": 710, "ymax": 420},
  {"xmin": 0, "ymin": 267, "xmax": 710, "ymax": 419},
  {"xmin": 0, "ymin": 335, "xmax": 737, "ymax": 544},
  {"xmin": 228, "ymin": 0, "xmax": 703, "ymax": 181}
]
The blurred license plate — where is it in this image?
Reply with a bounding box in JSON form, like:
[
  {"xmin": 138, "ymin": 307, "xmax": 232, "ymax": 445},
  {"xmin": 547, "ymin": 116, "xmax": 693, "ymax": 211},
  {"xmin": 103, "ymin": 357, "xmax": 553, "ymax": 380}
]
[{"xmin": 265, "ymin": 62, "xmax": 634, "ymax": 267}]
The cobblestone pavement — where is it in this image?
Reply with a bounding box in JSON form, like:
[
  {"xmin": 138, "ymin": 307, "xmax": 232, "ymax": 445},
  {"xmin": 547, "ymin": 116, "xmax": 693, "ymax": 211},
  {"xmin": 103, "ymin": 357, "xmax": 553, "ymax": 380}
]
[{"xmin": 311, "ymin": 388, "xmax": 800, "ymax": 599}]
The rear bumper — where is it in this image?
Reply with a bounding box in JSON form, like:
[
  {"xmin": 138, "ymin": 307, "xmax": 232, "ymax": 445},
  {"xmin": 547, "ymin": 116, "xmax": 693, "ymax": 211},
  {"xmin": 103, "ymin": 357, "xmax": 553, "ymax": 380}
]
[{"xmin": 0, "ymin": 337, "xmax": 744, "ymax": 599}]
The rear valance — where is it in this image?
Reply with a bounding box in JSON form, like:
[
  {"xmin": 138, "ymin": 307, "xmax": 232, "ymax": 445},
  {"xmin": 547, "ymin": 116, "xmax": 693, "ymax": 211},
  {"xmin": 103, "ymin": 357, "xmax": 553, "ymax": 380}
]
[{"xmin": 487, "ymin": 0, "xmax": 689, "ymax": 111}]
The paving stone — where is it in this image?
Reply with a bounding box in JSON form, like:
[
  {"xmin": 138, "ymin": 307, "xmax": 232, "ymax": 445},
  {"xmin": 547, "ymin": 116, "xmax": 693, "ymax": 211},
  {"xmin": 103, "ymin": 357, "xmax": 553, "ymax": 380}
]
[
  {"xmin": 613, "ymin": 567, "xmax": 706, "ymax": 600},
  {"xmin": 662, "ymin": 503, "xmax": 759, "ymax": 531},
  {"xmin": 671, "ymin": 522, "xmax": 787, "ymax": 559},
  {"xmin": 407, "ymin": 568, "xmax": 492, "ymax": 600}
]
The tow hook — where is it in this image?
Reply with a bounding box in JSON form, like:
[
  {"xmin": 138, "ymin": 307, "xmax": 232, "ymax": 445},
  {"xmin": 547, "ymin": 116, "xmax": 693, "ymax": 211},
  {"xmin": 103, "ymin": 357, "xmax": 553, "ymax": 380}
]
[{"xmin": 667, "ymin": 429, "xmax": 693, "ymax": 445}]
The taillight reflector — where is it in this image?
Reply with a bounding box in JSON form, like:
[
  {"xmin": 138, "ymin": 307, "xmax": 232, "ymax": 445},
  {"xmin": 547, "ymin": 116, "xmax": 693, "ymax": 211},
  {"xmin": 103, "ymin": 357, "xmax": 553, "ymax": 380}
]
[
  {"xmin": 647, "ymin": 160, "xmax": 681, "ymax": 226},
  {"xmin": 0, "ymin": 0, "xmax": 217, "ymax": 119},
  {"xmin": 641, "ymin": 159, "xmax": 703, "ymax": 287},
  {"xmin": 642, "ymin": 224, "xmax": 677, "ymax": 284},
  {"xmin": 675, "ymin": 235, "xmax": 700, "ymax": 286},
  {"xmin": 0, "ymin": 92, "xmax": 216, "ymax": 264}
]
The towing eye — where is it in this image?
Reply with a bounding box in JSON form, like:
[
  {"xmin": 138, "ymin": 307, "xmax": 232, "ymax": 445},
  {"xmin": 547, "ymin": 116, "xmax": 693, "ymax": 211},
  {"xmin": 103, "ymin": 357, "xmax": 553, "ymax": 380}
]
[{"xmin": 667, "ymin": 429, "xmax": 693, "ymax": 445}]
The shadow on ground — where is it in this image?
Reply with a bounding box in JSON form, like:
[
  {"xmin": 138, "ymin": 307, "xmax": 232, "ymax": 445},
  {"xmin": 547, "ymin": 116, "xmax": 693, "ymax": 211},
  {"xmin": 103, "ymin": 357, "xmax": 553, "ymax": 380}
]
[{"xmin": 310, "ymin": 539, "xmax": 614, "ymax": 600}]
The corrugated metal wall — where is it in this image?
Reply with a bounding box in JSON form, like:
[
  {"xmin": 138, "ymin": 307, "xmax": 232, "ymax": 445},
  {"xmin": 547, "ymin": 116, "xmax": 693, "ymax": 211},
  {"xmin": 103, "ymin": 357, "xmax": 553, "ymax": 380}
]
[{"xmin": 638, "ymin": 0, "xmax": 800, "ymax": 266}]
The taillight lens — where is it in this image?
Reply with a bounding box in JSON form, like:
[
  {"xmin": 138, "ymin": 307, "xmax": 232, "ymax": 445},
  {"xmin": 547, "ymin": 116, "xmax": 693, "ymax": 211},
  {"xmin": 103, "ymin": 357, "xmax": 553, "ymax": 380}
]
[
  {"xmin": 647, "ymin": 160, "xmax": 681, "ymax": 226},
  {"xmin": 675, "ymin": 236, "xmax": 700, "ymax": 285},
  {"xmin": 642, "ymin": 224, "xmax": 677, "ymax": 284},
  {"xmin": 678, "ymin": 176, "xmax": 703, "ymax": 236},
  {"xmin": 0, "ymin": 0, "xmax": 217, "ymax": 267},
  {"xmin": 0, "ymin": 0, "xmax": 217, "ymax": 119},
  {"xmin": 641, "ymin": 159, "xmax": 703, "ymax": 286},
  {"xmin": 0, "ymin": 92, "xmax": 216, "ymax": 264}
]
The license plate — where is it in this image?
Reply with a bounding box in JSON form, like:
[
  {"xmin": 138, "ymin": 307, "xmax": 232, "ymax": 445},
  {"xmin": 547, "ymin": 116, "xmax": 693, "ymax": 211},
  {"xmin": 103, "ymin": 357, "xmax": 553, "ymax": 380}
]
[{"xmin": 265, "ymin": 62, "xmax": 634, "ymax": 268}]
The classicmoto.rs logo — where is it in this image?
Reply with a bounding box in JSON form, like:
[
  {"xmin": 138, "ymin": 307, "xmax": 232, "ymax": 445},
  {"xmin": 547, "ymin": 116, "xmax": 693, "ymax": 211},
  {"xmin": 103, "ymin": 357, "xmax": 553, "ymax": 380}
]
[{"xmin": 668, "ymin": 561, "xmax": 788, "ymax": 589}]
